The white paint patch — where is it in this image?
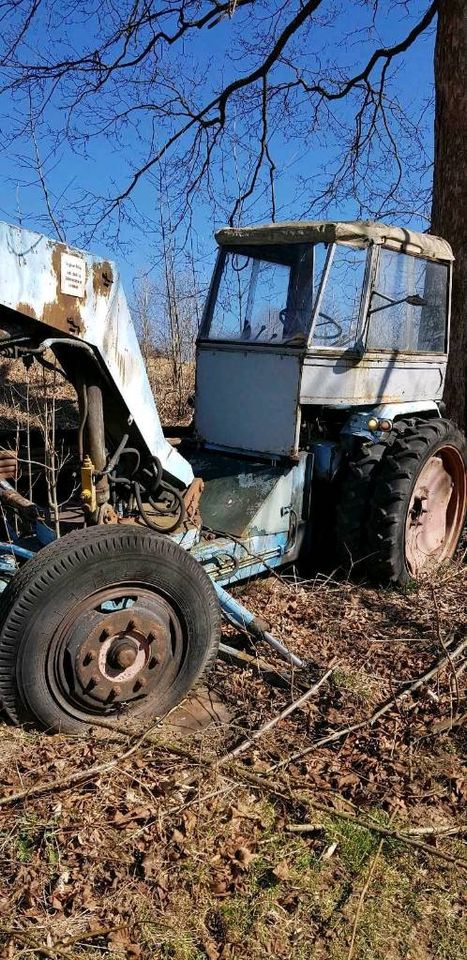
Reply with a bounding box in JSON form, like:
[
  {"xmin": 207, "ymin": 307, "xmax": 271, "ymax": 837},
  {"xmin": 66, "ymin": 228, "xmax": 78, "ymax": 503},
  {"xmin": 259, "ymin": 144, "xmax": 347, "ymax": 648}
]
[{"xmin": 60, "ymin": 253, "xmax": 86, "ymax": 298}]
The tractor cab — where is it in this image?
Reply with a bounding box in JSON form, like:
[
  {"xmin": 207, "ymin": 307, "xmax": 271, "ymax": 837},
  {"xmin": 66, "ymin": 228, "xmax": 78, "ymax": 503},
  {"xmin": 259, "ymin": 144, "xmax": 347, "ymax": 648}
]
[{"xmin": 195, "ymin": 220, "xmax": 453, "ymax": 459}]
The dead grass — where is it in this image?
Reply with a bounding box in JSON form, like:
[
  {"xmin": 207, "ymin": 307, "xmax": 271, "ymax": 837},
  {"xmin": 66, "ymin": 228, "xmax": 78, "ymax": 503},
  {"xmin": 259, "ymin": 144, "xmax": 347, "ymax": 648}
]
[
  {"xmin": 0, "ymin": 565, "xmax": 465, "ymax": 960},
  {"xmin": 0, "ymin": 355, "xmax": 194, "ymax": 434}
]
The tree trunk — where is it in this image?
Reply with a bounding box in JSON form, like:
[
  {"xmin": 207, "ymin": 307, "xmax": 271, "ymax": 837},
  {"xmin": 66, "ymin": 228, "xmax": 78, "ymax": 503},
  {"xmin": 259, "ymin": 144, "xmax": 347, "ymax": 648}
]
[{"xmin": 431, "ymin": 0, "xmax": 467, "ymax": 430}]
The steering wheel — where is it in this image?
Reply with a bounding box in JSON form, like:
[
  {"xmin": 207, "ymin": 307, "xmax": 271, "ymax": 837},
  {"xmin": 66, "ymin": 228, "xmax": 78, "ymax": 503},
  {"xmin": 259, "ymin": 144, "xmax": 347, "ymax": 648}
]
[
  {"xmin": 277, "ymin": 308, "xmax": 306, "ymax": 340},
  {"xmin": 315, "ymin": 311, "xmax": 343, "ymax": 340},
  {"xmin": 278, "ymin": 308, "xmax": 292, "ymax": 332}
]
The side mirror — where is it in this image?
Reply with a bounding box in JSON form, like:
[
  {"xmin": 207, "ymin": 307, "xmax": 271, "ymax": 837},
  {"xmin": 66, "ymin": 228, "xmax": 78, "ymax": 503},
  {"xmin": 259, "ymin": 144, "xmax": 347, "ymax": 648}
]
[
  {"xmin": 406, "ymin": 294, "xmax": 427, "ymax": 307},
  {"xmin": 369, "ymin": 291, "xmax": 428, "ymax": 315}
]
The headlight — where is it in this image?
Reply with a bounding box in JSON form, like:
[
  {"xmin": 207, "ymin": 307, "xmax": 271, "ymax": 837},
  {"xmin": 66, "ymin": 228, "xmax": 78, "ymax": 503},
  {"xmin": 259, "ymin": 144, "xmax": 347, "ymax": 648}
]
[{"xmin": 367, "ymin": 417, "xmax": 393, "ymax": 432}]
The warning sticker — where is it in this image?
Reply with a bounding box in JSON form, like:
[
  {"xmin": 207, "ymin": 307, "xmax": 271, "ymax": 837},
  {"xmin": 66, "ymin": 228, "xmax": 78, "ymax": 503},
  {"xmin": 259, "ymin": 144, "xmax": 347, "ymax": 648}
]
[{"xmin": 60, "ymin": 253, "xmax": 86, "ymax": 298}]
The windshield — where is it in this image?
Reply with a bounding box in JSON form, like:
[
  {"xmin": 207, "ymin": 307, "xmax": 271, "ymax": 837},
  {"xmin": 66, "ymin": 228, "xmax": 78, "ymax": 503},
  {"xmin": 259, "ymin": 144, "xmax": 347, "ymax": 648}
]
[
  {"xmin": 205, "ymin": 244, "xmax": 323, "ymax": 343},
  {"xmin": 311, "ymin": 245, "xmax": 367, "ymax": 348}
]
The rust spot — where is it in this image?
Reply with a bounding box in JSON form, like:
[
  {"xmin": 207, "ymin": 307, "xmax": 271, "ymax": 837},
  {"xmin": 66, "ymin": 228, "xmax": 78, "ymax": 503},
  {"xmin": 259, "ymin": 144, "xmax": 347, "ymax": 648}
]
[
  {"xmin": 42, "ymin": 297, "xmax": 84, "ymax": 335},
  {"xmin": 40, "ymin": 243, "xmax": 86, "ymax": 335},
  {"xmin": 184, "ymin": 477, "xmax": 204, "ymax": 522},
  {"xmin": 15, "ymin": 302, "xmax": 37, "ymax": 319},
  {"xmin": 93, "ymin": 261, "xmax": 114, "ymax": 298}
]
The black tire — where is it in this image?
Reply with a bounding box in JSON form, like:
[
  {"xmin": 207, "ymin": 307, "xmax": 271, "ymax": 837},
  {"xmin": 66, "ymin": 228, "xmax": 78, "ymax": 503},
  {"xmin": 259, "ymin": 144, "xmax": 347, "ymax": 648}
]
[
  {"xmin": 335, "ymin": 438, "xmax": 391, "ymax": 575},
  {"xmin": 367, "ymin": 418, "xmax": 467, "ymax": 585},
  {"xmin": 0, "ymin": 525, "xmax": 221, "ymax": 733}
]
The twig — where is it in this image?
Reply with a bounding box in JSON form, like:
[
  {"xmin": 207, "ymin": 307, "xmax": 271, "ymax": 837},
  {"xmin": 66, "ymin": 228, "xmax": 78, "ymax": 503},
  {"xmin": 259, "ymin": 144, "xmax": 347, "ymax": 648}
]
[
  {"xmin": 2, "ymin": 922, "xmax": 126, "ymax": 960},
  {"xmin": 404, "ymin": 825, "xmax": 466, "ymax": 837},
  {"xmin": 431, "ymin": 585, "xmax": 460, "ymax": 718},
  {"xmin": 285, "ymin": 810, "xmax": 467, "ymax": 868},
  {"xmin": 0, "ymin": 925, "xmax": 69, "ymax": 959},
  {"xmin": 217, "ymin": 661, "xmax": 338, "ymax": 763},
  {"xmin": 223, "ymin": 765, "xmax": 466, "ymax": 868},
  {"xmin": 218, "ymin": 641, "xmax": 303, "ymax": 688},
  {"xmin": 347, "ymin": 835, "xmax": 386, "ymax": 960},
  {"xmin": 427, "ymin": 711, "xmax": 467, "ymax": 736},
  {"xmin": 0, "ymin": 664, "xmax": 335, "ymax": 809},
  {"xmin": 0, "ymin": 722, "xmax": 164, "ymax": 809},
  {"xmin": 274, "ymin": 637, "xmax": 467, "ymax": 771}
]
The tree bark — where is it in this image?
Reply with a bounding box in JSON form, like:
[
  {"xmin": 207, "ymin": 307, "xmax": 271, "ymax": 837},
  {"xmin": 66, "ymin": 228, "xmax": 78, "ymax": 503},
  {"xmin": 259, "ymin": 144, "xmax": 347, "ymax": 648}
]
[{"xmin": 431, "ymin": 0, "xmax": 467, "ymax": 430}]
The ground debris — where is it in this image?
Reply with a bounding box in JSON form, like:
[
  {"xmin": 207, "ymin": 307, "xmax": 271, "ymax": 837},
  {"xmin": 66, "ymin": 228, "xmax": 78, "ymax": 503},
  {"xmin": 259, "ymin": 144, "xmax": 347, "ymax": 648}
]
[{"xmin": 0, "ymin": 565, "xmax": 466, "ymax": 959}]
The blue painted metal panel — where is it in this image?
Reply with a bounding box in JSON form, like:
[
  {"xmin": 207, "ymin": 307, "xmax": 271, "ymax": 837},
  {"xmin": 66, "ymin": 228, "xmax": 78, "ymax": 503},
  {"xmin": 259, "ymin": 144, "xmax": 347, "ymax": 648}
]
[
  {"xmin": 213, "ymin": 580, "xmax": 305, "ymax": 668},
  {"xmin": 341, "ymin": 400, "xmax": 441, "ymax": 442},
  {"xmin": 195, "ymin": 345, "xmax": 301, "ymax": 457},
  {"xmin": 311, "ymin": 441, "xmax": 342, "ymax": 481},
  {"xmin": 0, "ymin": 542, "xmax": 35, "ymax": 559}
]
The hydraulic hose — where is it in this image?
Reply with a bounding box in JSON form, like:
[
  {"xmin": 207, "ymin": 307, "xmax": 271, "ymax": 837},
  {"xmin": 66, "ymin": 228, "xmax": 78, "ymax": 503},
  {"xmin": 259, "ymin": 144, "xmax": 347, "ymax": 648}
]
[{"xmin": 133, "ymin": 479, "xmax": 185, "ymax": 534}]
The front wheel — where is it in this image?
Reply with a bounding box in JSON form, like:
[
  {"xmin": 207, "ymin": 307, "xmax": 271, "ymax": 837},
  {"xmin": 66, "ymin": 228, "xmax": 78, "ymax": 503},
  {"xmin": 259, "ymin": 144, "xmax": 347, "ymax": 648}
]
[
  {"xmin": 0, "ymin": 526, "xmax": 221, "ymax": 733},
  {"xmin": 367, "ymin": 419, "xmax": 467, "ymax": 584}
]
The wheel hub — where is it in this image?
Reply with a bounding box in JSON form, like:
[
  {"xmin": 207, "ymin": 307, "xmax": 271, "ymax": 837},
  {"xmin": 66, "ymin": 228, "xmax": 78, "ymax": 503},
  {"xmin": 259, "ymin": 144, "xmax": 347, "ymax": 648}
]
[
  {"xmin": 405, "ymin": 446, "xmax": 466, "ymax": 576},
  {"xmin": 58, "ymin": 586, "xmax": 183, "ymax": 711},
  {"xmin": 107, "ymin": 638, "xmax": 139, "ymax": 670}
]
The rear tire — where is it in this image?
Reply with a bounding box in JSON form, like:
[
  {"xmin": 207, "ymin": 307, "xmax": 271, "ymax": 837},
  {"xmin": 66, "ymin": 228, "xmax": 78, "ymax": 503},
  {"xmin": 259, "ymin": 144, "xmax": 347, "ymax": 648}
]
[
  {"xmin": 367, "ymin": 419, "xmax": 467, "ymax": 585},
  {"xmin": 335, "ymin": 438, "xmax": 391, "ymax": 575},
  {"xmin": 0, "ymin": 525, "xmax": 221, "ymax": 733}
]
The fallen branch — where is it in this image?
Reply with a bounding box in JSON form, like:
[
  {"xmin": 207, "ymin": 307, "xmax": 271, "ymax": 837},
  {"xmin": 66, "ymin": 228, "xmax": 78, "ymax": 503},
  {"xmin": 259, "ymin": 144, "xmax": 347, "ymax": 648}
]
[
  {"xmin": 427, "ymin": 711, "xmax": 467, "ymax": 735},
  {"xmin": 0, "ymin": 665, "xmax": 338, "ymax": 808},
  {"xmin": 217, "ymin": 661, "xmax": 338, "ymax": 763},
  {"xmin": 274, "ymin": 637, "xmax": 467, "ymax": 771},
  {"xmin": 218, "ymin": 641, "xmax": 304, "ymax": 688},
  {"xmin": 431, "ymin": 585, "xmax": 460, "ymax": 718},
  {"xmin": 221, "ymin": 764, "xmax": 467, "ymax": 869},
  {"xmin": 1, "ymin": 923, "xmax": 126, "ymax": 960},
  {"xmin": 403, "ymin": 824, "xmax": 466, "ymax": 837},
  {"xmin": 0, "ymin": 722, "xmax": 163, "ymax": 809},
  {"xmin": 285, "ymin": 810, "xmax": 467, "ymax": 868},
  {"xmin": 347, "ymin": 834, "xmax": 386, "ymax": 960}
]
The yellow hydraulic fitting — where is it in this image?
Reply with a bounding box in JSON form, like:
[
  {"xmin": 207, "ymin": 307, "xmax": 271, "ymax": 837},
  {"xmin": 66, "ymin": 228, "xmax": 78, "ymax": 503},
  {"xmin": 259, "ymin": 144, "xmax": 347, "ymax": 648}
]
[{"xmin": 81, "ymin": 455, "xmax": 97, "ymax": 512}]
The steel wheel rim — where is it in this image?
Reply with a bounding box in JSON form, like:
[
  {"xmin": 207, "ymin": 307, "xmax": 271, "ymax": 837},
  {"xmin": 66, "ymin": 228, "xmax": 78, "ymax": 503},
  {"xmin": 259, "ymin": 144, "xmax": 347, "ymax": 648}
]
[
  {"xmin": 405, "ymin": 445, "xmax": 466, "ymax": 577},
  {"xmin": 45, "ymin": 581, "xmax": 186, "ymax": 719}
]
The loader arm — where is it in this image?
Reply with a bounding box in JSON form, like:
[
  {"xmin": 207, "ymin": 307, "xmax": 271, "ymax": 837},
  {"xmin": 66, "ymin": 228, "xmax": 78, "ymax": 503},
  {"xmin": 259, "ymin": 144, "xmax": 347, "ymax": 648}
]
[{"xmin": 0, "ymin": 221, "xmax": 193, "ymax": 490}]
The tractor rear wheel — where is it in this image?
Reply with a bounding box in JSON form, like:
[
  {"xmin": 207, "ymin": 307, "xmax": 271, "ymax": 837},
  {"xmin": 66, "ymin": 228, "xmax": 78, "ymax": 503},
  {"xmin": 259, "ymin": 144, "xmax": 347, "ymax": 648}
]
[
  {"xmin": 335, "ymin": 438, "xmax": 391, "ymax": 575},
  {"xmin": 367, "ymin": 419, "xmax": 467, "ymax": 584},
  {"xmin": 0, "ymin": 526, "xmax": 220, "ymax": 733}
]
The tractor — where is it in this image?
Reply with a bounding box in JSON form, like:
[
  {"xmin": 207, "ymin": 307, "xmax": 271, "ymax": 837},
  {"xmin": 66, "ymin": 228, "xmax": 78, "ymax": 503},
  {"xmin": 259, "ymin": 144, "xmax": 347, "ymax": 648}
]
[{"xmin": 0, "ymin": 218, "xmax": 465, "ymax": 733}]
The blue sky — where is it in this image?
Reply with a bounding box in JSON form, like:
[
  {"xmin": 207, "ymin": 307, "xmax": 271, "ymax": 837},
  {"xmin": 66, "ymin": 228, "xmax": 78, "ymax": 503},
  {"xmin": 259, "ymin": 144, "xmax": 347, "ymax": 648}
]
[{"xmin": 0, "ymin": 1, "xmax": 437, "ymax": 298}]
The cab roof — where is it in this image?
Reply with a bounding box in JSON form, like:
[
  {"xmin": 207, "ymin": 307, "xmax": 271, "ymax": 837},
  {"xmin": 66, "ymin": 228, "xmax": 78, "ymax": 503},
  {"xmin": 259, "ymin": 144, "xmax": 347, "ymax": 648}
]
[{"xmin": 215, "ymin": 219, "xmax": 454, "ymax": 263}]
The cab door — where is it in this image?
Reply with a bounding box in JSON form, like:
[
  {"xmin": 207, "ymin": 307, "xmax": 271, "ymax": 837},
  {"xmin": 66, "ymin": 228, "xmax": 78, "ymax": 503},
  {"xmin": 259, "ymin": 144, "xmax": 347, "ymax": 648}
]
[{"xmin": 195, "ymin": 248, "xmax": 309, "ymax": 459}]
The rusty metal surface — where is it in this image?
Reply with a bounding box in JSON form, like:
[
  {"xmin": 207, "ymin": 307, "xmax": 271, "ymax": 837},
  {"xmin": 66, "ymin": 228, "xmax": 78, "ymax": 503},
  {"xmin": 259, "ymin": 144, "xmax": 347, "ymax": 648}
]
[
  {"xmin": 67, "ymin": 585, "xmax": 182, "ymax": 710},
  {"xmin": 188, "ymin": 452, "xmax": 285, "ymax": 536},
  {"xmin": 183, "ymin": 477, "xmax": 204, "ymax": 523},
  {"xmin": 0, "ymin": 482, "xmax": 37, "ymax": 516},
  {"xmin": 405, "ymin": 448, "xmax": 466, "ymax": 577},
  {"xmin": 0, "ymin": 450, "xmax": 17, "ymax": 481},
  {"xmin": 188, "ymin": 450, "xmax": 308, "ymax": 541}
]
